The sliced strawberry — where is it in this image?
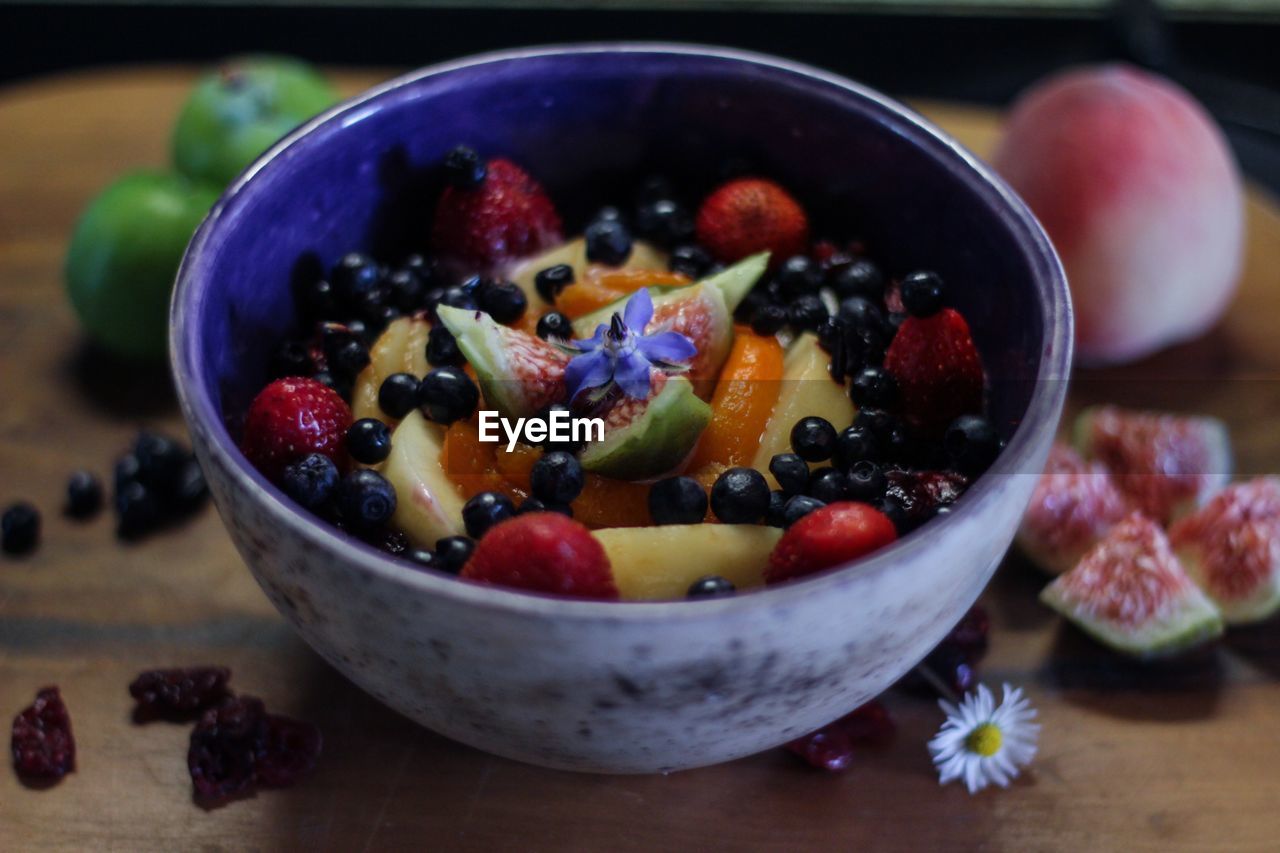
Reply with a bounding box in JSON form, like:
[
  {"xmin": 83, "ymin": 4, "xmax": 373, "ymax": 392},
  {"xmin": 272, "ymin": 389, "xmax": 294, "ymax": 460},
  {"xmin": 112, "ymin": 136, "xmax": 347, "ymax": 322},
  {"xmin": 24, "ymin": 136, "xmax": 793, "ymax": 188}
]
[
  {"xmin": 241, "ymin": 377, "xmax": 352, "ymax": 482},
  {"xmin": 766, "ymin": 502, "xmax": 898, "ymax": 584},
  {"xmin": 461, "ymin": 512, "xmax": 617, "ymax": 600},
  {"xmin": 883, "ymin": 308, "xmax": 984, "ymax": 434},
  {"xmin": 430, "ymin": 158, "xmax": 562, "ymax": 269},
  {"xmin": 695, "ymin": 178, "xmax": 809, "ymax": 263}
]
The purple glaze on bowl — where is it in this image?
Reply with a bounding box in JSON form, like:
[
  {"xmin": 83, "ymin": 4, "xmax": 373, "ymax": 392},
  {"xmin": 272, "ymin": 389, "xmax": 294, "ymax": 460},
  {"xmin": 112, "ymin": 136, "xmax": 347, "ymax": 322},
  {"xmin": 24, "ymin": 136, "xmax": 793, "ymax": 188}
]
[{"xmin": 171, "ymin": 44, "xmax": 1071, "ymax": 773}]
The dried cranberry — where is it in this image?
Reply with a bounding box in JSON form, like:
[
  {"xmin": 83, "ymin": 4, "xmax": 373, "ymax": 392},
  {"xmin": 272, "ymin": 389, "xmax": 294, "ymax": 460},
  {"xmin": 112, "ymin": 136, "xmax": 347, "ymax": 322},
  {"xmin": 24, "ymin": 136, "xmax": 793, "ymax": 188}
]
[
  {"xmin": 11, "ymin": 686, "xmax": 75, "ymax": 781},
  {"xmin": 786, "ymin": 724, "xmax": 855, "ymax": 772},
  {"xmin": 884, "ymin": 469, "xmax": 969, "ymax": 526},
  {"xmin": 256, "ymin": 714, "xmax": 323, "ymax": 789},
  {"xmin": 188, "ymin": 696, "xmax": 269, "ymax": 802},
  {"xmin": 838, "ymin": 700, "xmax": 895, "ymax": 745},
  {"xmin": 948, "ymin": 605, "xmax": 991, "ymax": 659},
  {"xmin": 130, "ymin": 667, "xmax": 232, "ymax": 717}
]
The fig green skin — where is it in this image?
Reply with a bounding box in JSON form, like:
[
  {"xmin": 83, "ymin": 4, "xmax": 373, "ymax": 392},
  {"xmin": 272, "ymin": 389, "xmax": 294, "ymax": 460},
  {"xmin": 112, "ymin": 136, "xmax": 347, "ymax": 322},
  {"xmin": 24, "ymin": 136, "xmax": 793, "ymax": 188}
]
[
  {"xmin": 172, "ymin": 56, "xmax": 338, "ymax": 186},
  {"xmin": 65, "ymin": 172, "xmax": 220, "ymax": 360},
  {"xmin": 578, "ymin": 376, "xmax": 712, "ymax": 480}
]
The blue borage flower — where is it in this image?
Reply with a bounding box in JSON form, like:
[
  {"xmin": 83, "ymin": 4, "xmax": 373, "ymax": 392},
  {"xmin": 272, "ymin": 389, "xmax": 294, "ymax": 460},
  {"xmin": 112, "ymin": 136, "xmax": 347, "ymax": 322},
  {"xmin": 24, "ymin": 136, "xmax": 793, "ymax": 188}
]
[{"xmin": 561, "ymin": 288, "xmax": 697, "ymax": 404}]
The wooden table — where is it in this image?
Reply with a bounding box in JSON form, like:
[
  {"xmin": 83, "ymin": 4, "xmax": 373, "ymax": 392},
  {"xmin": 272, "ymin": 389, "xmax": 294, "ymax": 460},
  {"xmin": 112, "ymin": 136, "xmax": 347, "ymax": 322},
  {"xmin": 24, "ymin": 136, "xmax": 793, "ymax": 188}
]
[{"xmin": 2, "ymin": 67, "xmax": 1279, "ymax": 852}]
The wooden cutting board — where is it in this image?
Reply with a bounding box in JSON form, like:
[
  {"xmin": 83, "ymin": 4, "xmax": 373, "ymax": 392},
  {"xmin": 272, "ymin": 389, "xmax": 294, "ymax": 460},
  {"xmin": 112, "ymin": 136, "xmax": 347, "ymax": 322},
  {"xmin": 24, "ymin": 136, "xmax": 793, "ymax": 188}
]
[{"xmin": 1, "ymin": 68, "xmax": 1279, "ymax": 851}]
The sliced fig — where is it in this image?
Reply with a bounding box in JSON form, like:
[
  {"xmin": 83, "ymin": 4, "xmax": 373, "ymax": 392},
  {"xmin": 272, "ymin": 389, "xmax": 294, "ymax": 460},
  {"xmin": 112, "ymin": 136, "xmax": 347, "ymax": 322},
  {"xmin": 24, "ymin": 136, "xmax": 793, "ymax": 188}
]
[
  {"xmin": 436, "ymin": 305, "xmax": 570, "ymax": 420},
  {"xmin": 571, "ymin": 253, "xmax": 767, "ymax": 396},
  {"xmin": 1074, "ymin": 406, "xmax": 1230, "ymax": 524},
  {"xmin": 578, "ymin": 372, "xmax": 711, "ymax": 480},
  {"xmin": 1169, "ymin": 478, "xmax": 1280, "ymax": 625},
  {"xmin": 1016, "ymin": 443, "xmax": 1132, "ymax": 575},
  {"xmin": 1040, "ymin": 513, "xmax": 1223, "ymax": 658}
]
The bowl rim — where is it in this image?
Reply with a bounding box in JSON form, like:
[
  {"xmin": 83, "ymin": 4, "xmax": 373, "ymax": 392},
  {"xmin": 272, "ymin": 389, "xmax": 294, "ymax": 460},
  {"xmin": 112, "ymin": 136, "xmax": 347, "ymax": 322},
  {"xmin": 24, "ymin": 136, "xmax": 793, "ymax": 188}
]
[{"xmin": 171, "ymin": 41, "xmax": 1072, "ymax": 622}]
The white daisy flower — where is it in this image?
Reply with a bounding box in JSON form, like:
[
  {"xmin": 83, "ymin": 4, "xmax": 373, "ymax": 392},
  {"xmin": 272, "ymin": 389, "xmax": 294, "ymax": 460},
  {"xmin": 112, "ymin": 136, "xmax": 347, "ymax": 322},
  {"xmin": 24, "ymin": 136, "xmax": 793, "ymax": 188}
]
[{"xmin": 928, "ymin": 683, "xmax": 1040, "ymax": 794}]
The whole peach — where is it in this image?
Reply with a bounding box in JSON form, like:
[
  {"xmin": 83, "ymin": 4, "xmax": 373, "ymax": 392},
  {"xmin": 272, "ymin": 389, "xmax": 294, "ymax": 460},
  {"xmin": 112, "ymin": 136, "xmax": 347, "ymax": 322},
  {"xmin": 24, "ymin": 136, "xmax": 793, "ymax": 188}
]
[{"xmin": 992, "ymin": 65, "xmax": 1244, "ymax": 365}]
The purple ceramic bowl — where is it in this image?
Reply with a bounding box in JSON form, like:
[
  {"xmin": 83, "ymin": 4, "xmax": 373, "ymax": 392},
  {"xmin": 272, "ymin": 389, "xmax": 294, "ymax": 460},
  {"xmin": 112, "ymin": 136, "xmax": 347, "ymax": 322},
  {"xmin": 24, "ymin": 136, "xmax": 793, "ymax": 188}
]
[{"xmin": 171, "ymin": 44, "xmax": 1071, "ymax": 773}]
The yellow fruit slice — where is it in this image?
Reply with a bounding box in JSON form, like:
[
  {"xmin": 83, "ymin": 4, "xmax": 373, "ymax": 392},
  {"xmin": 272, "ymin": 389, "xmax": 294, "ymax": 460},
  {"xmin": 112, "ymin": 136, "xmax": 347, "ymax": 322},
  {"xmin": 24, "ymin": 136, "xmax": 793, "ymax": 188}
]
[
  {"xmin": 595, "ymin": 524, "xmax": 783, "ymax": 600},
  {"xmin": 507, "ymin": 236, "xmax": 669, "ymax": 310},
  {"xmin": 351, "ymin": 315, "xmax": 432, "ymax": 422},
  {"xmin": 750, "ymin": 333, "xmax": 855, "ymax": 488},
  {"xmin": 383, "ymin": 410, "xmax": 467, "ymax": 547}
]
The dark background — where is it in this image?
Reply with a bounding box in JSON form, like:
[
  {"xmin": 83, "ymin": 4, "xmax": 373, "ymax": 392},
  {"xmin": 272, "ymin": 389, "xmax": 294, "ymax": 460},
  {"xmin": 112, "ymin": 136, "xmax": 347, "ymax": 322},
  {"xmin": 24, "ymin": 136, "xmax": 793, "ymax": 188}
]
[{"xmin": 4, "ymin": 2, "xmax": 1279, "ymax": 190}]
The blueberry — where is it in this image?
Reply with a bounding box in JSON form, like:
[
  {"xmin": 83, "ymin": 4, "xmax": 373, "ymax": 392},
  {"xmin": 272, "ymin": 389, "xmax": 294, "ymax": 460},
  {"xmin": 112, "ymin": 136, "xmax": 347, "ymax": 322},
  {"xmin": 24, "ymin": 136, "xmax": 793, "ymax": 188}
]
[
  {"xmin": 849, "ymin": 366, "xmax": 898, "ymax": 409},
  {"xmin": 347, "ymin": 418, "xmax": 392, "ymax": 465},
  {"xmin": 518, "ymin": 497, "xmax": 573, "ymax": 518},
  {"xmin": 461, "ymin": 491, "xmax": 516, "ymax": 539},
  {"xmin": 790, "ymin": 416, "xmax": 837, "ymax": 463},
  {"xmin": 766, "ymin": 489, "xmax": 789, "ymax": 527},
  {"xmin": 538, "ymin": 402, "xmax": 584, "ymax": 454},
  {"xmin": 944, "ymin": 414, "xmax": 1001, "ymax": 476},
  {"xmin": 787, "ymin": 294, "xmax": 828, "ymax": 332},
  {"xmin": 115, "ymin": 481, "xmax": 159, "ymax": 538},
  {"xmin": 536, "ymin": 311, "xmax": 574, "ymax": 341},
  {"xmin": 834, "ymin": 426, "xmax": 879, "ymax": 468},
  {"xmin": 425, "ymin": 325, "xmax": 464, "ymax": 368},
  {"xmin": 769, "ymin": 453, "xmax": 810, "ymax": 496},
  {"xmin": 311, "ymin": 370, "xmax": 345, "ymax": 397},
  {"xmin": 65, "ymin": 470, "xmax": 103, "ymax": 519},
  {"xmin": 298, "ymin": 278, "xmax": 339, "ymax": 322},
  {"xmin": 434, "ymin": 535, "xmax": 475, "ymax": 574},
  {"xmin": 173, "ymin": 458, "xmax": 209, "ymax": 513},
  {"xmin": 846, "ymin": 461, "xmax": 887, "ymax": 502},
  {"xmin": 280, "ymin": 453, "xmax": 339, "ymax": 510},
  {"xmin": 115, "ymin": 451, "xmax": 142, "ymax": 492},
  {"xmin": 816, "ymin": 316, "xmax": 845, "ymax": 354},
  {"xmin": 401, "ymin": 253, "xmax": 436, "ymax": 284},
  {"xmin": 807, "ymin": 467, "xmax": 849, "ymax": 503},
  {"xmin": 439, "ymin": 285, "xmax": 476, "ymax": 311},
  {"xmin": 831, "ymin": 258, "xmax": 884, "ymax": 300},
  {"xmin": 1, "ymin": 502, "xmax": 40, "ymax": 555},
  {"xmin": 387, "ymin": 268, "xmax": 425, "ymax": 312},
  {"xmin": 852, "ymin": 408, "xmax": 901, "ymax": 443},
  {"xmin": 647, "ymin": 476, "xmax": 708, "ymax": 525},
  {"xmin": 531, "ymin": 451, "xmax": 585, "ymax": 505},
  {"xmin": 669, "ymin": 244, "xmax": 714, "ymax": 279},
  {"xmin": 378, "ymin": 373, "xmax": 421, "ymax": 419},
  {"xmin": 634, "ymin": 198, "xmax": 694, "ymax": 248},
  {"xmin": 331, "ymin": 253, "xmax": 384, "ymax": 306},
  {"xmin": 442, "ymin": 144, "xmax": 486, "ymax": 189},
  {"xmin": 837, "ymin": 297, "xmax": 887, "ymax": 340},
  {"xmin": 750, "ymin": 303, "xmax": 788, "ymax": 337},
  {"xmin": 339, "ymin": 469, "xmax": 397, "ymax": 530},
  {"xmin": 687, "ymin": 575, "xmax": 736, "ymax": 598},
  {"xmin": 783, "ymin": 494, "xmax": 825, "ymax": 527},
  {"xmin": 534, "ymin": 264, "xmax": 575, "ymax": 304},
  {"xmin": 584, "ymin": 218, "xmax": 633, "ymax": 266},
  {"xmin": 593, "ymin": 205, "xmax": 624, "ymax": 223},
  {"xmin": 270, "ymin": 340, "xmax": 313, "ymax": 379},
  {"xmin": 874, "ymin": 495, "xmax": 908, "ymax": 533},
  {"xmin": 403, "ymin": 548, "xmax": 438, "ymax": 570},
  {"xmin": 776, "ymin": 255, "xmax": 821, "ymax": 298},
  {"xmin": 417, "ymin": 367, "xmax": 479, "ymax": 424},
  {"xmin": 900, "ymin": 271, "xmax": 945, "ymax": 317},
  {"xmin": 135, "ymin": 431, "xmax": 186, "ymax": 493},
  {"xmin": 330, "ymin": 338, "xmax": 370, "ymax": 379},
  {"xmin": 710, "ymin": 467, "xmax": 770, "ymax": 524},
  {"xmin": 477, "ymin": 279, "xmax": 527, "ymax": 325}
]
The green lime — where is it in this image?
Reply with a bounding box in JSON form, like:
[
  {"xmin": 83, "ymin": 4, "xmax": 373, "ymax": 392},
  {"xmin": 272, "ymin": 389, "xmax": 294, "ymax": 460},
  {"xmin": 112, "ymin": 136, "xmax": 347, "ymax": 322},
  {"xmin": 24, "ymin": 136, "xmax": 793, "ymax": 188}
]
[
  {"xmin": 172, "ymin": 55, "xmax": 338, "ymax": 186},
  {"xmin": 65, "ymin": 171, "xmax": 219, "ymax": 360}
]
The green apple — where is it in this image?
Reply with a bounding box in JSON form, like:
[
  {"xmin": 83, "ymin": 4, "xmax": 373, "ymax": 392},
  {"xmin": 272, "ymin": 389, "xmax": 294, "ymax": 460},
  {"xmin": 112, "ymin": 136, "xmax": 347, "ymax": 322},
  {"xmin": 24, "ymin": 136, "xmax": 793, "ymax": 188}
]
[
  {"xmin": 172, "ymin": 55, "xmax": 338, "ymax": 186},
  {"xmin": 65, "ymin": 172, "xmax": 219, "ymax": 360}
]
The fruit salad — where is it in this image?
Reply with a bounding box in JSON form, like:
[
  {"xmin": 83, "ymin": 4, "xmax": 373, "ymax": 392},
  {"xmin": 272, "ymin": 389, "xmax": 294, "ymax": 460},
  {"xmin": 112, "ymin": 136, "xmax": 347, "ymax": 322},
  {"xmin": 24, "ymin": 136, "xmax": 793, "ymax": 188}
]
[{"xmin": 237, "ymin": 147, "xmax": 1003, "ymax": 600}]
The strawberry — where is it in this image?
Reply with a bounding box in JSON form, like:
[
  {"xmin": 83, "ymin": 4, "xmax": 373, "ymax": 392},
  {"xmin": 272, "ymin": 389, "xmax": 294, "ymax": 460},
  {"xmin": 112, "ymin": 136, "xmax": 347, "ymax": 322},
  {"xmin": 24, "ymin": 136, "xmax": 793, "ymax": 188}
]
[
  {"xmin": 430, "ymin": 158, "xmax": 562, "ymax": 269},
  {"xmin": 883, "ymin": 308, "xmax": 984, "ymax": 434},
  {"xmin": 241, "ymin": 377, "xmax": 352, "ymax": 482},
  {"xmin": 766, "ymin": 502, "xmax": 898, "ymax": 584},
  {"xmin": 461, "ymin": 512, "xmax": 617, "ymax": 600},
  {"xmin": 695, "ymin": 178, "xmax": 809, "ymax": 263}
]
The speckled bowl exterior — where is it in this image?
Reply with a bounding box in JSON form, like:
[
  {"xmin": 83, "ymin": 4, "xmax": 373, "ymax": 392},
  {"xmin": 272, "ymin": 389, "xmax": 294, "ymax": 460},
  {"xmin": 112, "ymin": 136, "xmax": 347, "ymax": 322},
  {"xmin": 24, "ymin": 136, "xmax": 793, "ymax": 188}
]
[{"xmin": 171, "ymin": 45, "xmax": 1071, "ymax": 773}]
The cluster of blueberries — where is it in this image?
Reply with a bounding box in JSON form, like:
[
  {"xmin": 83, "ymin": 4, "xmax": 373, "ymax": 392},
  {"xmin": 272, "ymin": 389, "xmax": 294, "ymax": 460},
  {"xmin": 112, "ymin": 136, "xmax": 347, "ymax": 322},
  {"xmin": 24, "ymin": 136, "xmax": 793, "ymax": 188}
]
[{"xmin": 1, "ymin": 430, "xmax": 209, "ymax": 557}]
